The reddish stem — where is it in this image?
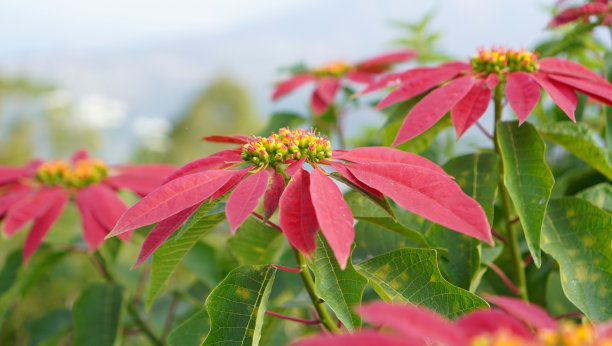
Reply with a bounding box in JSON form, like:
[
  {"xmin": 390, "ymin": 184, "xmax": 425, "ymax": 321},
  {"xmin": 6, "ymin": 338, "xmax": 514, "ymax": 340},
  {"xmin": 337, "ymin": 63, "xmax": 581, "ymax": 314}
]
[
  {"xmin": 475, "ymin": 121, "xmax": 493, "ymax": 140},
  {"xmin": 489, "ymin": 263, "xmax": 520, "ymax": 295},
  {"xmin": 524, "ymin": 253, "xmax": 532, "ymax": 266},
  {"xmin": 265, "ymin": 310, "xmax": 320, "ymax": 325},
  {"xmin": 272, "ymin": 264, "xmax": 302, "ymax": 273},
  {"xmin": 554, "ymin": 312, "xmax": 584, "ymax": 320},
  {"xmin": 510, "ymin": 217, "xmax": 520, "ymax": 224},
  {"xmin": 491, "ymin": 227, "xmax": 507, "ymax": 243},
  {"xmin": 251, "ymin": 212, "xmax": 282, "ymax": 231}
]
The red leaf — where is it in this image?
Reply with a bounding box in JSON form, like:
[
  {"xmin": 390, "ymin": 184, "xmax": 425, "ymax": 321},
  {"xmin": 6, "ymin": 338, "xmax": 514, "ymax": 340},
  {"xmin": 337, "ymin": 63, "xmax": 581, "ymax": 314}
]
[
  {"xmin": 548, "ymin": 3, "xmax": 609, "ymax": 27},
  {"xmin": 3, "ymin": 187, "xmax": 65, "ymax": 237},
  {"xmin": 209, "ymin": 168, "xmax": 251, "ymax": 201},
  {"xmin": 0, "ymin": 184, "xmax": 31, "ymax": 218},
  {"xmin": 485, "ymin": 295, "xmax": 557, "ymax": 330},
  {"xmin": 311, "ymin": 77, "xmax": 340, "ymax": 115},
  {"xmin": 105, "ymin": 164, "xmax": 177, "ymax": 197},
  {"xmin": 486, "ymin": 73, "xmax": 499, "ymax": 89},
  {"xmin": 539, "ymin": 57, "xmax": 607, "ymax": 83},
  {"xmin": 345, "ymin": 71, "xmax": 375, "ymax": 84},
  {"xmin": 226, "ymin": 169, "xmax": 270, "ymax": 233},
  {"xmin": 334, "ymin": 146, "xmax": 448, "ymax": 176},
  {"xmin": 347, "ymin": 162, "xmax": 493, "ymax": 244},
  {"xmin": 548, "ymin": 74, "xmax": 612, "ymax": 106},
  {"xmin": 451, "ymin": 78, "xmax": 492, "ymax": 138},
  {"xmin": 75, "ymin": 191, "xmax": 109, "ymax": 249},
  {"xmin": 78, "ymin": 185, "xmax": 131, "ymax": 243},
  {"xmin": 309, "ymin": 169, "xmax": 354, "ymax": 269},
  {"xmin": 134, "ymin": 204, "xmax": 200, "ymax": 267},
  {"xmin": 0, "ymin": 166, "xmax": 27, "ymax": 186},
  {"xmin": 23, "ymin": 192, "xmax": 69, "ymax": 262},
  {"xmin": 356, "ymin": 72, "xmax": 402, "ymax": 96},
  {"xmin": 272, "ymin": 74, "xmax": 313, "ymax": 100},
  {"xmin": 161, "ymin": 149, "xmax": 242, "ymax": 184},
  {"xmin": 533, "ymin": 72, "xmax": 577, "ymax": 121},
  {"xmin": 328, "ymin": 161, "xmax": 383, "ymax": 198},
  {"xmin": 455, "ymin": 309, "xmax": 533, "ymax": 339},
  {"xmin": 70, "ymin": 149, "xmax": 90, "ymax": 163},
  {"xmin": 505, "ymin": 72, "xmax": 541, "ymax": 124},
  {"xmin": 356, "ymin": 49, "xmax": 416, "ymax": 73},
  {"xmin": 286, "ymin": 156, "xmax": 306, "ymax": 176},
  {"xmin": 202, "ymin": 135, "xmax": 251, "ymax": 144},
  {"xmin": 375, "ymin": 64, "xmax": 467, "ymax": 110},
  {"xmin": 108, "ymin": 170, "xmax": 233, "ymax": 237},
  {"xmin": 358, "ymin": 303, "xmax": 468, "ymax": 346},
  {"xmin": 293, "ymin": 331, "xmax": 411, "ymax": 346},
  {"xmin": 279, "ymin": 168, "xmax": 319, "ymax": 255},
  {"xmin": 393, "ymin": 75, "xmax": 475, "ymax": 146},
  {"xmin": 263, "ymin": 171, "xmax": 285, "ymax": 220}
]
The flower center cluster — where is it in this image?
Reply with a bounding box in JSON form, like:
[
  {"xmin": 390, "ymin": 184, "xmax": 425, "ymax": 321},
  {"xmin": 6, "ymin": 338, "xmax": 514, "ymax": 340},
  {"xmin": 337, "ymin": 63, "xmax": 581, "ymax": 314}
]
[
  {"xmin": 470, "ymin": 322, "xmax": 609, "ymax": 346},
  {"xmin": 242, "ymin": 127, "xmax": 332, "ymax": 167},
  {"xmin": 312, "ymin": 61, "xmax": 353, "ymax": 77},
  {"xmin": 36, "ymin": 159, "xmax": 109, "ymax": 188},
  {"xmin": 470, "ymin": 48, "xmax": 539, "ymax": 74}
]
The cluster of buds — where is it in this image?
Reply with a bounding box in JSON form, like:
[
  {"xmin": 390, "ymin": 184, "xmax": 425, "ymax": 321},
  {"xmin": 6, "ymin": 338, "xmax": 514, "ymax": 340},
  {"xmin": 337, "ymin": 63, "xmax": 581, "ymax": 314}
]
[
  {"xmin": 471, "ymin": 47, "xmax": 539, "ymax": 74},
  {"xmin": 312, "ymin": 60, "xmax": 353, "ymax": 77},
  {"xmin": 472, "ymin": 322, "xmax": 611, "ymax": 346},
  {"xmin": 241, "ymin": 127, "xmax": 332, "ymax": 168},
  {"xmin": 36, "ymin": 159, "xmax": 109, "ymax": 188}
]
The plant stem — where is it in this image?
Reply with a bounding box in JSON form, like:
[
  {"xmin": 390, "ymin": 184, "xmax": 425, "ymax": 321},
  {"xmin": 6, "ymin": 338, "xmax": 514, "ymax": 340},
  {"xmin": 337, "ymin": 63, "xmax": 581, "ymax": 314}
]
[
  {"xmin": 90, "ymin": 251, "xmax": 163, "ymax": 346},
  {"xmin": 492, "ymin": 85, "xmax": 529, "ymax": 301},
  {"xmin": 292, "ymin": 249, "xmax": 339, "ymax": 333}
]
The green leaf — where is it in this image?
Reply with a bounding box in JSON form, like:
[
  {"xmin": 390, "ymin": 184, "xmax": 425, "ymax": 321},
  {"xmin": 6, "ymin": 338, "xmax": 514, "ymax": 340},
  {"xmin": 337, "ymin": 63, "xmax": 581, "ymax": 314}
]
[
  {"xmin": 73, "ymin": 284, "xmax": 123, "ymax": 346},
  {"xmin": 146, "ymin": 200, "xmax": 226, "ymax": 310},
  {"xmin": 545, "ymin": 271, "xmax": 577, "ymax": 317},
  {"xmin": 168, "ymin": 310, "xmax": 210, "ymax": 346},
  {"xmin": 427, "ymin": 153, "xmax": 499, "ymax": 290},
  {"xmin": 575, "ymin": 183, "xmax": 612, "ymax": 212},
  {"xmin": 258, "ymin": 112, "xmax": 305, "ymax": 137},
  {"xmin": 541, "ymin": 197, "xmax": 612, "ymax": 322},
  {"xmin": 355, "ymin": 248, "xmax": 488, "ymax": 318},
  {"xmin": 182, "ymin": 241, "xmax": 226, "ymax": 289},
  {"xmin": 26, "ymin": 308, "xmax": 72, "ymax": 346},
  {"xmin": 497, "ymin": 121, "xmax": 554, "ymax": 267},
  {"xmin": 352, "ymin": 222, "xmax": 416, "ymax": 263},
  {"xmin": 310, "ymin": 235, "xmax": 367, "ymax": 330},
  {"xmin": 330, "ymin": 174, "xmax": 396, "ymax": 219},
  {"xmin": 0, "ymin": 249, "xmax": 22, "ymax": 296},
  {"xmin": 228, "ymin": 216, "xmax": 284, "ymax": 265},
  {"xmin": 203, "ymin": 265, "xmax": 277, "ymax": 346},
  {"xmin": 394, "ymin": 115, "xmax": 452, "ymax": 154},
  {"xmin": 538, "ymin": 121, "xmax": 612, "ymax": 180}
]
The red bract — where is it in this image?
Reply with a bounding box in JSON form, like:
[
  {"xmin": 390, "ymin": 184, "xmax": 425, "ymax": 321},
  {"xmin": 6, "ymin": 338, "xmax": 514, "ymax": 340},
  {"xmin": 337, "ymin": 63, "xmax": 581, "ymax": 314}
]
[
  {"xmin": 365, "ymin": 47, "xmax": 612, "ymax": 145},
  {"xmin": 293, "ymin": 296, "xmax": 612, "ymax": 346},
  {"xmin": 109, "ymin": 127, "xmax": 492, "ymax": 270},
  {"xmin": 272, "ymin": 50, "xmax": 416, "ymax": 115},
  {"xmin": 549, "ymin": 0, "xmax": 612, "ymax": 28},
  {"xmin": 0, "ymin": 150, "xmax": 176, "ymax": 261}
]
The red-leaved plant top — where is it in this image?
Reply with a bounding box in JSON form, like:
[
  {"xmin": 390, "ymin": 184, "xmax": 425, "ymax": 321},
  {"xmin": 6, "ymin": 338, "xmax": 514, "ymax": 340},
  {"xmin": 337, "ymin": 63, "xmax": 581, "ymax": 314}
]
[
  {"xmin": 272, "ymin": 50, "xmax": 416, "ymax": 115},
  {"xmin": 107, "ymin": 127, "xmax": 492, "ymax": 269},
  {"xmin": 0, "ymin": 150, "xmax": 176, "ymax": 261},
  {"xmin": 293, "ymin": 296, "xmax": 612, "ymax": 346},
  {"xmin": 549, "ymin": 0, "xmax": 612, "ymax": 28},
  {"xmin": 361, "ymin": 46, "xmax": 612, "ymax": 145}
]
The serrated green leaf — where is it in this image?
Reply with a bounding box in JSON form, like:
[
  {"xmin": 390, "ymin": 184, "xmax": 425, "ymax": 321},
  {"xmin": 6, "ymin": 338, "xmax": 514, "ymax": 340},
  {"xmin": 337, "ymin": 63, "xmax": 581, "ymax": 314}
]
[
  {"xmin": 575, "ymin": 183, "xmax": 612, "ymax": 212},
  {"xmin": 26, "ymin": 308, "xmax": 72, "ymax": 346},
  {"xmin": 541, "ymin": 198, "xmax": 612, "ymax": 322},
  {"xmin": 497, "ymin": 121, "xmax": 554, "ymax": 267},
  {"xmin": 539, "ymin": 121, "xmax": 612, "ymax": 180},
  {"xmin": 168, "ymin": 310, "xmax": 210, "ymax": 346},
  {"xmin": 228, "ymin": 216, "xmax": 284, "ymax": 265},
  {"xmin": 73, "ymin": 284, "xmax": 123, "ymax": 346},
  {"xmin": 258, "ymin": 112, "xmax": 305, "ymax": 137},
  {"xmin": 310, "ymin": 235, "xmax": 367, "ymax": 330},
  {"xmin": 203, "ymin": 265, "xmax": 276, "ymax": 346},
  {"xmin": 355, "ymin": 248, "xmax": 488, "ymax": 318},
  {"xmin": 146, "ymin": 201, "xmax": 226, "ymax": 310}
]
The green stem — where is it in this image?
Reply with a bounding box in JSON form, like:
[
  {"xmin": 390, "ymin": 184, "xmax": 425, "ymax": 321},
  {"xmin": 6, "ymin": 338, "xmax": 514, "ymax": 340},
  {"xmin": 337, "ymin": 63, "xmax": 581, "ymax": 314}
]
[
  {"xmin": 492, "ymin": 85, "xmax": 529, "ymax": 301},
  {"xmin": 293, "ymin": 249, "xmax": 340, "ymax": 333},
  {"xmin": 91, "ymin": 251, "xmax": 164, "ymax": 346}
]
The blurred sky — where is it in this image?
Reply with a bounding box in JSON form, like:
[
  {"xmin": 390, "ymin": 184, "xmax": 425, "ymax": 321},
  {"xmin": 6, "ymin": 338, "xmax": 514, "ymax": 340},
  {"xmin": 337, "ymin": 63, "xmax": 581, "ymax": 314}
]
[{"xmin": 0, "ymin": 0, "xmax": 554, "ymax": 161}]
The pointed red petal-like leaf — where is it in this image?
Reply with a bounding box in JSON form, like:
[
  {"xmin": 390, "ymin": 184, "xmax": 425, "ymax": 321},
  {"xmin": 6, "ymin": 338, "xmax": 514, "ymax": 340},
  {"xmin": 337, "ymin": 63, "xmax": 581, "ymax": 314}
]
[
  {"xmin": 161, "ymin": 149, "xmax": 242, "ymax": 184},
  {"xmin": 23, "ymin": 192, "xmax": 69, "ymax": 262},
  {"xmin": 356, "ymin": 73, "xmax": 402, "ymax": 96},
  {"xmin": 70, "ymin": 149, "xmax": 90, "ymax": 163},
  {"xmin": 309, "ymin": 169, "xmax": 354, "ymax": 269},
  {"xmin": 455, "ymin": 310, "xmax": 533, "ymax": 339},
  {"xmin": 272, "ymin": 74, "xmax": 314, "ymax": 100},
  {"xmin": 79, "ymin": 184, "xmax": 132, "ymax": 242},
  {"xmin": 358, "ymin": 303, "xmax": 468, "ymax": 346},
  {"xmin": 486, "ymin": 73, "xmax": 499, "ymax": 89},
  {"xmin": 451, "ymin": 78, "xmax": 492, "ymax": 138},
  {"xmin": 356, "ymin": 49, "xmax": 416, "ymax": 73},
  {"xmin": 345, "ymin": 71, "xmax": 375, "ymax": 84},
  {"xmin": 0, "ymin": 184, "xmax": 31, "ymax": 218},
  {"xmin": 293, "ymin": 331, "xmax": 413, "ymax": 346},
  {"xmin": 334, "ymin": 146, "xmax": 448, "ymax": 176},
  {"xmin": 0, "ymin": 166, "xmax": 26, "ymax": 186},
  {"xmin": 226, "ymin": 169, "xmax": 270, "ymax": 233},
  {"xmin": 311, "ymin": 77, "xmax": 340, "ymax": 115},
  {"xmin": 485, "ymin": 295, "xmax": 557, "ymax": 330},
  {"xmin": 209, "ymin": 168, "xmax": 251, "ymax": 201},
  {"xmin": 3, "ymin": 187, "xmax": 65, "ymax": 237},
  {"xmin": 548, "ymin": 3, "xmax": 609, "ymax": 27},
  {"xmin": 533, "ymin": 72, "xmax": 577, "ymax": 121},
  {"xmin": 548, "ymin": 74, "xmax": 612, "ymax": 106},
  {"xmin": 109, "ymin": 170, "xmax": 233, "ymax": 237},
  {"xmin": 505, "ymin": 72, "xmax": 541, "ymax": 124},
  {"xmin": 202, "ymin": 135, "xmax": 251, "ymax": 144},
  {"xmin": 393, "ymin": 75, "xmax": 475, "ymax": 146},
  {"xmin": 286, "ymin": 156, "xmax": 306, "ymax": 176},
  {"xmin": 539, "ymin": 57, "xmax": 607, "ymax": 83},
  {"xmin": 375, "ymin": 65, "xmax": 467, "ymax": 110},
  {"xmin": 105, "ymin": 164, "xmax": 176, "ymax": 197},
  {"xmin": 134, "ymin": 204, "xmax": 200, "ymax": 267},
  {"xmin": 347, "ymin": 162, "xmax": 492, "ymax": 244},
  {"xmin": 263, "ymin": 170, "xmax": 285, "ymax": 220},
  {"xmin": 329, "ymin": 161, "xmax": 383, "ymax": 198},
  {"xmin": 75, "ymin": 191, "xmax": 109, "ymax": 249},
  {"xmin": 279, "ymin": 168, "xmax": 319, "ymax": 255}
]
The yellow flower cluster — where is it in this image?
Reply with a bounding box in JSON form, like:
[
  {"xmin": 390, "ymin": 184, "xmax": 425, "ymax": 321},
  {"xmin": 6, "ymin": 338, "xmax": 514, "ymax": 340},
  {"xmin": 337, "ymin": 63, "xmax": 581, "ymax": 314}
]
[
  {"xmin": 312, "ymin": 60, "xmax": 353, "ymax": 77},
  {"xmin": 36, "ymin": 159, "xmax": 108, "ymax": 188},
  {"xmin": 471, "ymin": 47, "xmax": 539, "ymax": 74},
  {"xmin": 242, "ymin": 127, "xmax": 332, "ymax": 167},
  {"xmin": 471, "ymin": 322, "xmax": 612, "ymax": 346}
]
